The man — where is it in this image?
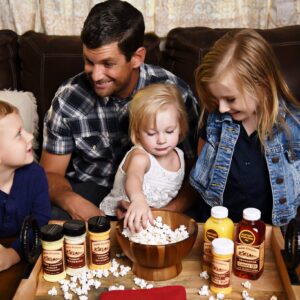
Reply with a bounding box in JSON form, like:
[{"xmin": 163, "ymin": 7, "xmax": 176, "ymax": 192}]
[{"xmin": 40, "ymin": 0, "xmax": 199, "ymax": 221}]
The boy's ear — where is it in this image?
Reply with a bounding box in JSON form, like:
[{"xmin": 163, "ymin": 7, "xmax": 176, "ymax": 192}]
[{"xmin": 131, "ymin": 47, "xmax": 146, "ymax": 68}]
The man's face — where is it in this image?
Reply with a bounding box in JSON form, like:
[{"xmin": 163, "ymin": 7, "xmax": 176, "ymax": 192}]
[{"xmin": 83, "ymin": 42, "xmax": 139, "ymax": 99}]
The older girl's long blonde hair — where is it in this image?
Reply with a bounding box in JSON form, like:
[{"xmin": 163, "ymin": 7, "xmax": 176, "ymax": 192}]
[{"xmin": 195, "ymin": 29, "xmax": 299, "ymax": 146}]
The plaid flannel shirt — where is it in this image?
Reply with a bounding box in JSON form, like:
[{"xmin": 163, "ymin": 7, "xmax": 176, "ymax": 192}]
[{"xmin": 43, "ymin": 63, "xmax": 199, "ymax": 188}]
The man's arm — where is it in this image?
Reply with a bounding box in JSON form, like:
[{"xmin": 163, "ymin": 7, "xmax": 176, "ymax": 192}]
[{"xmin": 40, "ymin": 150, "xmax": 104, "ymax": 221}]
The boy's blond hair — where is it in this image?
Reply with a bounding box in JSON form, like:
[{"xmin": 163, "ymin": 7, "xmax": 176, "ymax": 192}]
[
  {"xmin": 129, "ymin": 83, "xmax": 188, "ymax": 145},
  {"xmin": 195, "ymin": 29, "xmax": 299, "ymax": 146},
  {"xmin": 0, "ymin": 100, "xmax": 19, "ymax": 120}
]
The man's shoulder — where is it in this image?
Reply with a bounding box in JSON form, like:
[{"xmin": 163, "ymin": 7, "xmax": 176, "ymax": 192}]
[
  {"xmin": 142, "ymin": 63, "xmax": 183, "ymax": 83},
  {"xmin": 141, "ymin": 64, "xmax": 194, "ymax": 96},
  {"xmin": 51, "ymin": 72, "xmax": 96, "ymax": 116},
  {"xmin": 56, "ymin": 72, "xmax": 89, "ymax": 95}
]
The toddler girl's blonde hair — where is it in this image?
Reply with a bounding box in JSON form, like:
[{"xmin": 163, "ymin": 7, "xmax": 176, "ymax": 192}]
[
  {"xmin": 129, "ymin": 83, "xmax": 188, "ymax": 145},
  {"xmin": 195, "ymin": 28, "xmax": 299, "ymax": 145},
  {"xmin": 0, "ymin": 100, "xmax": 18, "ymax": 119}
]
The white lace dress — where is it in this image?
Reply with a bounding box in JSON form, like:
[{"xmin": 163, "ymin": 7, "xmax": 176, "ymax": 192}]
[{"xmin": 100, "ymin": 146, "xmax": 185, "ymax": 216}]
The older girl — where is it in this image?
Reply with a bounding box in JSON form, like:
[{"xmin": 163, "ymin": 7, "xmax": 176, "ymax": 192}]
[{"xmin": 190, "ymin": 29, "xmax": 300, "ymax": 226}]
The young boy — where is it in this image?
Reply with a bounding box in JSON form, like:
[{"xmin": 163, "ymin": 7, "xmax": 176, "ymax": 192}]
[{"xmin": 0, "ymin": 100, "xmax": 51, "ymax": 271}]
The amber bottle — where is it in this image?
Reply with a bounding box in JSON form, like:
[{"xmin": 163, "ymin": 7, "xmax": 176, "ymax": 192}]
[{"xmin": 233, "ymin": 208, "xmax": 266, "ymax": 280}]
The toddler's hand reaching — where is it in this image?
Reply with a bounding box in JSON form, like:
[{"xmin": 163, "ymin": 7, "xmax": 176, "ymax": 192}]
[{"xmin": 123, "ymin": 197, "xmax": 154, "ymax": 233}]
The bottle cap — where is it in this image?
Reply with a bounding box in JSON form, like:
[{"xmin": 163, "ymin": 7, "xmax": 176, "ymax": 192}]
[
  {"xmin": 211, "ymin": 206, "xmax": 228, "ymax": 219},
  {"xmin": 88, "ymin": 216, "xmax": 110, "ymax": 233},
  {"xmin": 41, "ymin": 224, "xmax": 64, "ymax": 241},
  {"xmin": 212, "ymin": 238, "xmax": 234, "ymax": 255},
  {"xmin": 243, "ymin": 208, "xmax": 261, "ymax": 221},
  {"xmin": 63, "ymin": 220, "xmax": 86, "ymax": 236}
]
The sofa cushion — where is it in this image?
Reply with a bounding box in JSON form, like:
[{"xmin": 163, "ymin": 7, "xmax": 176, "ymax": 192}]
[
  {"xmin": 19, "ymin": 31, "xmax": 84, "ymax": 152},
  {"xmin": 161, "ymin": 26, "xmax": 300, "ymax": 101},
  {"xmin": 0, "ymin": 30, "xmax": 20, "ymax": 90}
]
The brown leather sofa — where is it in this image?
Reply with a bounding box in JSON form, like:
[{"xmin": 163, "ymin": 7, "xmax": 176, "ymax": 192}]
[{"xmin": 1, "ymin": 26, "xmax": 300, "ymax": 156}]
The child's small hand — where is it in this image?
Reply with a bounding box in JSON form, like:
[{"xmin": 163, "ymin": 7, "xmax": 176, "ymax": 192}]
[
  {"xmin": 0, "ymin": 244, "xmax": 21, "ymax": 272},
  {"xmin": 124, "ymin": 198, "xmax": 154, "ymax": 233}
]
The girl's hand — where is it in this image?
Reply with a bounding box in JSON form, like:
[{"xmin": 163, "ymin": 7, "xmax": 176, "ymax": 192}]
[
  {"xmin": 124, "ymin": 198, "xmax": 154, "ymax": 233},
  {"xmin": 0, "ymin": 244, "xmax": 20, "ymax": 272}
]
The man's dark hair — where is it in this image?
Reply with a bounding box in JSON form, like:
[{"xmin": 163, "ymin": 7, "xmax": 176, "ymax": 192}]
[{"xmin": 81, "ymin": 0, "xmax": 145, "ymax": 61}]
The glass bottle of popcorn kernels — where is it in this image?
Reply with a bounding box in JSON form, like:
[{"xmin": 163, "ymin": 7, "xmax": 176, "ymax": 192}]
[{"xmin": 233, "ymin": 208, "xmax": 266, "ymax": 280}]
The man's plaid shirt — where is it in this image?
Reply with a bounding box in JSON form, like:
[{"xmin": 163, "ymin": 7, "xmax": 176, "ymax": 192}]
[{"xmin": 43, "ymin": 63, "xmax": 199, "ymax": 188}]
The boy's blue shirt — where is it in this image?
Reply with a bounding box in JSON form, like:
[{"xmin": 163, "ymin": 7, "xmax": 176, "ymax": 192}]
[
  {"xmin": 190, "ymin": 102, "xmax": 300, "ymax": 226},
  {"xmin": 0, "ymin": 162, "xmax": 51, "ymax": 255}
]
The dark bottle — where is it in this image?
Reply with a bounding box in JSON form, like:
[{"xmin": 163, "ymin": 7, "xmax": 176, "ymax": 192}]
[{"xmin": 233, "ymin": 208, "xmax": 266, "ymax": 280}]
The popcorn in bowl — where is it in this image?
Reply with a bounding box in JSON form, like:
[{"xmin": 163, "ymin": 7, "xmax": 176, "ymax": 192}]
[
  {"xmin": 121, "ymin": 216, "xmax": 189, "ymax": 245},
  {"xmin": 115, "ymin": 209, "xmax": 198, "ymax": 281}
]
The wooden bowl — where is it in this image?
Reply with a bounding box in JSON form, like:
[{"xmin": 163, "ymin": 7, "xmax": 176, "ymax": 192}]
[{"xmin": 115, "ymin": 210, "xmax": 198, "ymax": 281}]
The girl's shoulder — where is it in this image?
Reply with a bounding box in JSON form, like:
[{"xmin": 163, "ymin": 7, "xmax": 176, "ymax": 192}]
[{"xmin": 122, "ymin": 146, "xmax": 150, "ymax": 171}]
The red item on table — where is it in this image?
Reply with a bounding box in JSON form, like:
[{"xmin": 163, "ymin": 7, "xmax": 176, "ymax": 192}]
[{"xmin": 99, "ymin": 285, "xmax": 186, "ymax": 300}]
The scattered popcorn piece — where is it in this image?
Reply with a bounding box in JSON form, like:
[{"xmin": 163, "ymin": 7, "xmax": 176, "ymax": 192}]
[
  {"xmin": 270, "ymin": 296, "xmax": 277, "ymax": 300},
  {"xmin": 242, "ymin": 280, "xmax": 252, "ymax": 289},
  {"xmin": 64, "ymin": 292, "xmax": 73, "ymax": 300},
  {"xmin": 242, "ymin": 290, "xmax": 249, "ymax": 298},
  {"xmin": 94, "ymin": 280, "xmax": 101, "ymax": 289},
  {"xmin": 146, "ymin": 284, "xmax": 154, "ymax": 289},
  {"xmin": 133, "ymin": 277, "xmax": 151, "ymax": 289},
  {"xmin": 113, "ymin": 271, "xmax": 120, "ymax": 277},
  {"xmin": 48, "ymin": 286, "xmax": 58, "ymax": 296},
  {"xmin": 216, "ymin": 293, "xmax": 224, "ymax": 300},
  {"xmin": 244, "ymin": 297, "xmax": 254, "ymax": 300},
  {"xmin": 199, "ymin": 270, "xmax": 209, "ymax": 280},
  {"xmin": 198, "ymin": 284, "xmax": 209, "ymax": 296},
  {"xmin": 79, "ymin": 296, "xmax": 88, "ymax": 300},
  {"xmin": 108, "ymin": 284, "xmax": 125, "ymax": 291},
  {"xmin": 61, "ymin": 284, "xmax": 69, "ymax": 292},
  {"xmin": 103, "ymin": 269, "xmax": 110, "ymax": 277},
  {"xmin": 209, "ymin": 296, "xmax": 216, "ymax": 300}
]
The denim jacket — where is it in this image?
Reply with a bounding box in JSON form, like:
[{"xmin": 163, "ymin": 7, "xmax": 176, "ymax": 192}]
[{"xmin": 190, "ymin": 102, "xmax": 300, "ymax": 226}]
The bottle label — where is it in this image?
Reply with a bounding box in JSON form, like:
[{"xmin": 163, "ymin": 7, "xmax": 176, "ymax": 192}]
[
  {"xmin": 203, "ymin": 241, "xmax": 213, "ymax": 269},
  {"xmin": 42, "ymin": 248, "xmax": 64, "ymax": 275},
  {"xmin": 206, "ymin": 229, "xmax": 218, "ymax": 241},
  {"xmin": 211, "ymin": 257, "xmax": 232, "ymax": 288},
  {"xmin": 65, "ymin": 242, "xmax": 86, "ymax": 269},
  {"xmin": 90, "ymin": 238, "xmax": 110, "ymax": 265},
  {"xmin": 239, "ymin": 229, "xmax": 256, "ymax": 244},
  {"xmin": 235, "ymin": 241, "xmax": 265, "ymax": 273}
]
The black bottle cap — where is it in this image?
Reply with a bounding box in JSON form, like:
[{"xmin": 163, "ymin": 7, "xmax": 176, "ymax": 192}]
[
  {"xmin": 40, "ymin": 224, "xmax": 64, "ymax": 241},
  {"xmin": 63, "ymin": 220, "xmax": 86, "ymax": 237},
  {"xmin": 88, "ymin": 216, "xmax": 110, "ymax": 233}
]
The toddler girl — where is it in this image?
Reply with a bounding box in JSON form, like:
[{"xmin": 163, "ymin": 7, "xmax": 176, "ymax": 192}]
[{"xmin": 100, "ymin": 83, "xmax": 188, "ymax": 232}]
